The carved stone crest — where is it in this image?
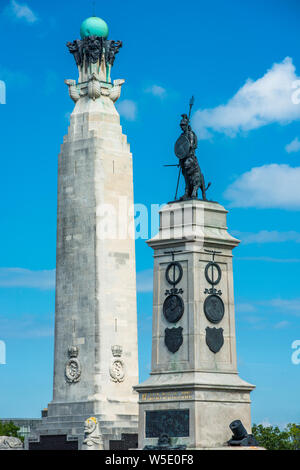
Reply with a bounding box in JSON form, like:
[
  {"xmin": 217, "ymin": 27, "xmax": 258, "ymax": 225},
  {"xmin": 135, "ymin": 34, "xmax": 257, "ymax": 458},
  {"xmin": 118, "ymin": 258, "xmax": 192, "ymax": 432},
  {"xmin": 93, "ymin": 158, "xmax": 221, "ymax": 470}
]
[
  {"xmin": 65, "ymin": 346, "xmax": 81, "ymax": 383},
  {"xmin": 165, "ymin": 327, "xmax": 183, "ymax": 353},
  {"xmin": 206, "ymin": 327, "xmax": 224, "ymax": 353},
  {"xmin": 110, "ymin": 345, "xmax": 125, "ymax": 383}
]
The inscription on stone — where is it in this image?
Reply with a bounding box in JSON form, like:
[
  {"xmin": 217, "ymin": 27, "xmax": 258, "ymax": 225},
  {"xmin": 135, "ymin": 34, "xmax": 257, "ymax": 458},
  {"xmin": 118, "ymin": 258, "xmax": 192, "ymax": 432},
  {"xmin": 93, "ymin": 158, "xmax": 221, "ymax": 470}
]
[
  {"xmin": 145, "ymin": 409, "xmax": 189, "ymax": 438},
  {"xmin": 141, "ymin": 391, "xmax": 193, "ymax": 402}
]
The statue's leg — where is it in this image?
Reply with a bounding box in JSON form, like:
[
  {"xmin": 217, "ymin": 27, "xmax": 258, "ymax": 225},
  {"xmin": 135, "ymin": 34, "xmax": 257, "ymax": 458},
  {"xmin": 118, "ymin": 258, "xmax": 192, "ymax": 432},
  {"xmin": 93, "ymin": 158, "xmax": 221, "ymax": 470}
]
[
  {"xmin": 191, "ymin": 183, "xmax": 198, "ymax": 199},
  {"xmin": 180, "ymin": 168, "xmax": 190, "ymax": 200},
  {"xmin": 200, "ymin": 173, "xmax": 207, "ymax": 200}
]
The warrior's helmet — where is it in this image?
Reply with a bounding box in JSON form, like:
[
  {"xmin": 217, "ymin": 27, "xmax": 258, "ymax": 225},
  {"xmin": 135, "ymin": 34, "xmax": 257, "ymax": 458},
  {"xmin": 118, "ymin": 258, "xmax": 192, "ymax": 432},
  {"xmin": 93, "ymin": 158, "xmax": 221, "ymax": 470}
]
[{"xmin": 180, "ymin": 113, "xmax": 189, "ymax": 131}]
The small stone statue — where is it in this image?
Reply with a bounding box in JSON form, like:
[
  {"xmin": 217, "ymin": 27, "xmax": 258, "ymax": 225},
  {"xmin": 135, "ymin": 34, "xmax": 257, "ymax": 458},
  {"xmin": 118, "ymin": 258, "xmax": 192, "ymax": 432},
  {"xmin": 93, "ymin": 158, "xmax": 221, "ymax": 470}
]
[
  {"xmin": 174, "ymin": 98, "xmax": 211, "ymax": 201},
  {"xmin": 0, "ymin": 436, "xmax": 23, "ymax": 450},
  {"xmin": 81, "ymin": 417, "xmax": 104, "ymax": 450}
]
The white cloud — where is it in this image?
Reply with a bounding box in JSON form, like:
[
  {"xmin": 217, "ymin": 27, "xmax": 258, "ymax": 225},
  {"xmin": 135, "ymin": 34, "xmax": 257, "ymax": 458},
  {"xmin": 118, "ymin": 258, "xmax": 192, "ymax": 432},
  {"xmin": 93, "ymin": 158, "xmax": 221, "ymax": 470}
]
[
  {"xmin": 243, "ymin": 315, "xmax": 263, "ymax": 325},
  {"xmin": 0, "ymin": 268, "xmax": 55, "ymax": 290},
  {"xmin": 285, "ymin": 137, "xmax": 300, "ymax": 153},
  {"xmin": 0, "ymin": 66, "xmax": 30, "ymax": 88},
  {"xmin": 259, "ymin": 418, "xmax": 272, "ymax": 427},
  {"xmin": 193, "ymin": 57, "xmax": 300, "ymax": 139},
  {"xmin": 234, "ymin": 230, "xmax": 300, "ymax": 244},
  {"xmin": 5, "ymin": 0, "xmax": 38, "ymax": 24},
  {"xmin": 224, "ymin": 164, "xmax": 300, "ymax": 209},
  {"xmin": 0, "ymin": 314, "xmax": 54, "ymax": 339},
  {"xmin": 145, "ymin": 84, "xmax": 166, "ymax": 98},
  {"xmin": 117, "ymin": 99, "xmax": 137, "ymax": 121},
  {"xmin": 136, "ymin": 269, "xmax": 153, "ymax": 293},
  {"xmin": 265, "ymin": 298, "xmax": 300, "ymax": 315},
  {"xmin": 237, "ymin": 256, "xmax": 300, "ymax": 263},
  {"xmin": 236, "ymin": 302, "xmax": 256, "ymax": 313},
  {"xmin": 274, "ymin": 321, "xmax": 290, "ymax": 329}
]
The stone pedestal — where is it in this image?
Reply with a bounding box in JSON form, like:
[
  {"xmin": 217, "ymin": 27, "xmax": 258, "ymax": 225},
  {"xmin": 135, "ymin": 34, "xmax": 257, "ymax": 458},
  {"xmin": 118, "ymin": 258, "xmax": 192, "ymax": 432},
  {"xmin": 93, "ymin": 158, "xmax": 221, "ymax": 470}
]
[{"xmin": 135, "ymin": 200, "xmax": 255, "ymax": 449}]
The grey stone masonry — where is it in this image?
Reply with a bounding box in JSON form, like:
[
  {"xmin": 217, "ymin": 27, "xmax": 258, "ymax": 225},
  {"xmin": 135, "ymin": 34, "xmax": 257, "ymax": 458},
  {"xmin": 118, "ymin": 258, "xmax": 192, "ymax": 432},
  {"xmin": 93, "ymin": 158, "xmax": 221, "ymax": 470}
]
[
  {"xmin": 135, "ymin": 200, "xmax": 255, "ymax": 449},
  {"xmin": 29, "ymin": 47, "xmax": 138, "ymax": 449}
]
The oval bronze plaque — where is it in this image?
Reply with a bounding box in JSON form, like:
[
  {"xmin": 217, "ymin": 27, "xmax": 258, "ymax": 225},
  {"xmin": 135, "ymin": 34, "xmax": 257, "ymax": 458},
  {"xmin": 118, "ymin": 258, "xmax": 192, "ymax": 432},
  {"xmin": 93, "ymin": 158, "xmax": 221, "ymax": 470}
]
[
  {"xmin": 163, "ymin": 294, "xmax": 184, "ymax": 323},
  {"xmin": 204, "ymin": 294, "xmax": 224, "ymax": 324}
]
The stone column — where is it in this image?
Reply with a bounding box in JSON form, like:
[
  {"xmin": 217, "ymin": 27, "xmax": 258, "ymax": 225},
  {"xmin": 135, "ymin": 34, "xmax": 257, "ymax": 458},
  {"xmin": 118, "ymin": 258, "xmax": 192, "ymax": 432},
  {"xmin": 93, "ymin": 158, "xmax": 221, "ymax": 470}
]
[
  {"xmin": 29, "ymin": 28, "xmax": 139, "ymax": 450},
  {"xmin": 135, "ymin": 200, "xmax": 255, "ymax": 449}
]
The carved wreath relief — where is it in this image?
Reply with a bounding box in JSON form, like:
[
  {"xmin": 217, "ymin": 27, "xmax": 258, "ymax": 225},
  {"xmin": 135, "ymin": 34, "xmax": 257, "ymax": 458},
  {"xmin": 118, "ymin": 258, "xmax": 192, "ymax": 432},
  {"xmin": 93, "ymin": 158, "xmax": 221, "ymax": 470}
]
[
  {"xmin": 163, "ymin": 254, "xmax": 184, "ymax": 353},
  {"xmin": 203, "ymin": 250, "xmax": 225, "ymax": 354},
  {"xmin": 110, "ymin": 345, "xmax": 125, "ymax": 383},
  {"xmin": 65, "ymin": 346, "xmax": 81, "ymax": 383}
]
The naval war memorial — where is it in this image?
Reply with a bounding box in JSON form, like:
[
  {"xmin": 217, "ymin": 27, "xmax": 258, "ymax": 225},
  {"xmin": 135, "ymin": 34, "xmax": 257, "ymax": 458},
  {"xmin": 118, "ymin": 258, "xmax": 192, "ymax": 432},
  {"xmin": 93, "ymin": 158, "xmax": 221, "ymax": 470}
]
[{"xmin": 3, "ymin": 14, "xmax": 260, "ymax": 451}]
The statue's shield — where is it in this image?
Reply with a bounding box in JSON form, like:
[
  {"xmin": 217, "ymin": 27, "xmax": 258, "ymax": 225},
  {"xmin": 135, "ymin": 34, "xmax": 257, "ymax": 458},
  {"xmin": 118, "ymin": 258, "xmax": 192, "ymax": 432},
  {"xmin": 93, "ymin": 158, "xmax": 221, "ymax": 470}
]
[
  {"xmin": 174, "ymin": 134, "xmax": 190, "ymax": 160},
  {"xmin": 206, "ymin": 327, "xmax": 224, "ymax": 353},
  {"xmin": 165, "ymin": 327, "xmax": 183, "ymax": 353}
]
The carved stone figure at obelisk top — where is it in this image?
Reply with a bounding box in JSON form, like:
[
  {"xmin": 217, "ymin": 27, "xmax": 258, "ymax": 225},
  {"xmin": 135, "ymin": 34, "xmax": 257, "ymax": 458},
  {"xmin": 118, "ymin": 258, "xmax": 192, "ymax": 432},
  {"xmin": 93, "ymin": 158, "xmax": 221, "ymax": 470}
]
[
  {"xmin": 173, "ymin": 97, "xmax": 211, "ymax": 201},
  {"xmin": 66, "ymin": 16, "xmax": 124, "ymax": 103}
]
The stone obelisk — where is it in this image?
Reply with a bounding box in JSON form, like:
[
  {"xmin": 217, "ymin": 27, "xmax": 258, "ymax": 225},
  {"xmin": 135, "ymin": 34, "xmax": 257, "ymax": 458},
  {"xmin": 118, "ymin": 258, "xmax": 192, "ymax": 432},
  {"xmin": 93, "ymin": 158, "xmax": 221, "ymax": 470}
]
[
  {"xmin": 29, "ymin": 16, "xmax": 139, "ymax": 450},
  {"xmin": 135, "ymin": 105, "xmax": 255, "ymax": 450}
]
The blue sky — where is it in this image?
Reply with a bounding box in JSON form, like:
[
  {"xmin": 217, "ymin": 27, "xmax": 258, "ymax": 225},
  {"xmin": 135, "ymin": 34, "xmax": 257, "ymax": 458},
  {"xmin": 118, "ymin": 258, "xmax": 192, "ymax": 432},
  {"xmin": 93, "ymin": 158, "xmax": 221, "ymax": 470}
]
[{"xmin": 0, "ymin": 0, "xmax": 300, "ymax": 427}]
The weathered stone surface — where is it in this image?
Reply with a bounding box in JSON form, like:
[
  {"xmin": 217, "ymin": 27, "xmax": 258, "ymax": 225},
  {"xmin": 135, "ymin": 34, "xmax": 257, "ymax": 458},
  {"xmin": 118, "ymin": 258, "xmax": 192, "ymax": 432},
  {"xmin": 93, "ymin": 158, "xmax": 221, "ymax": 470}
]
[
  {"xmin": 29, "ymin": 59, "xmax": 138, "ymax": 450},
  {"xmin": 0, "ymin": 436, "xmax": 23, "ymax": 450},
  {"xmin": 135, "ymin": 200, "xmax": 255, "ymax": 449}
]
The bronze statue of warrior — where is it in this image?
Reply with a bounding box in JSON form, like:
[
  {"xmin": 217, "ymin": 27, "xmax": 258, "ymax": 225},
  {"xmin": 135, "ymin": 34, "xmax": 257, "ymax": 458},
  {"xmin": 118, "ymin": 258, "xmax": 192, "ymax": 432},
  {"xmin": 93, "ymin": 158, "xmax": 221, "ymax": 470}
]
[{"xmin": 174, "ymin": 108, "xmax": 211, "ymax": 201}]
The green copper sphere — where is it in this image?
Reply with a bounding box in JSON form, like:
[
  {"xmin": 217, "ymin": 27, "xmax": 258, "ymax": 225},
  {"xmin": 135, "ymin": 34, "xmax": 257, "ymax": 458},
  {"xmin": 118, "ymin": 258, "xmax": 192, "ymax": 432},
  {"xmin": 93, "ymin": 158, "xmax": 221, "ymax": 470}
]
[{"xmin": 80, "ymin": 16, "xmax": 109, "ymax": 39}]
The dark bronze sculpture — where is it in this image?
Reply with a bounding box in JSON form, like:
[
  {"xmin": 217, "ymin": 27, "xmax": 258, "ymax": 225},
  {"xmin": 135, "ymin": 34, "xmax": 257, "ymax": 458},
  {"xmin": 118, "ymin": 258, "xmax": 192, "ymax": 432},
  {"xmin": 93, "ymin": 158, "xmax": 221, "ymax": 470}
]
[
  {"xmin": 105, "ymin": 40, "xmax": 123, "ymax": 66},
  {"xmin": 67, "ymin": 36, "xmax": 122, "ymax": 68},
  {"xmin": 169, "ymin": 97, "xmax": 211, "ymax": 201},
  {"xmin": 228, "ymin": 420, "xmax": 259, "ymax": 447},
  {"xmin": 66, "ymin": 39, "xmax": 83, "ymax": 66}
]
